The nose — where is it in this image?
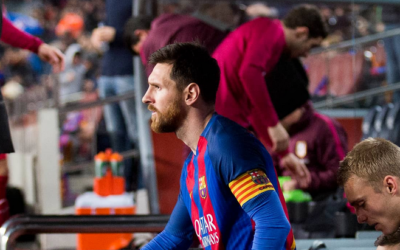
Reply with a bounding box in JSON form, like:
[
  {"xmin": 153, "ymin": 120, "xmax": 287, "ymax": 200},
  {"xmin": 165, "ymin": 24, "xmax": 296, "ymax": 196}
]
[
  {"xmin": 142, "ymin": 88, "xmax": 152, "ymax": 104},
  {"xmin": 356, "ymin": 213, "xmax": 367, "ymax": 224}
]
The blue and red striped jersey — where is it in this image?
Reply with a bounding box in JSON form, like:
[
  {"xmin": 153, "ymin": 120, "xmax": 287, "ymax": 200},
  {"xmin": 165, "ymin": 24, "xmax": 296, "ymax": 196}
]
[{"xmin": 178, "ymin": 114, "xmax": 296, "ymax": 250}]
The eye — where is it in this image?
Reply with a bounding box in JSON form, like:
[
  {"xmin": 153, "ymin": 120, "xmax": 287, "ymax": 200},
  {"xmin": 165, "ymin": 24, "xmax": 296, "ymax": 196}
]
[{"xmin": 151, "ymin": 84, "xmax": 160, "ymax": 90}]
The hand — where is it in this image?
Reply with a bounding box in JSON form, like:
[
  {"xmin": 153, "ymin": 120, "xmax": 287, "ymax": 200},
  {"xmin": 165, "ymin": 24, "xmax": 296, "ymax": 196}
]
[
  {"xmin": 268, "ymin": 122, "xmax": 289, "ymax": 152},
  {"xmin": 282, "ymin": 179, "xmax": 298, "ymax": 191},
  {"xmin": 90, "ymin": 26, "xmax": 116, "ymax": 49},
  {"xmin": 38, "ymin": 43, "xmax": 65, "ymax": 73},
  {"xmin": 280, "ymin": 153, "xmax": 311, "ymax": 189}
]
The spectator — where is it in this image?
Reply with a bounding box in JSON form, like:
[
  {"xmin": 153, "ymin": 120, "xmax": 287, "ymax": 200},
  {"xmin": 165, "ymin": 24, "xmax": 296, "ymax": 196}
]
[
  {"xmin": 123, "ymin": 13, "xmax": 227, "ymax": 76},
  {"xmin": 58, "ymin": 43, "xmax": 87, "ymax": 105},
  {"xmin": 277, "ymin": 102, "xmax": 348, "ymax": 199},
  {"xmin": 213, "ymin": 4, "xmax": 328, "ymax": 188},
  {"xmin": 90, "ymin": 0, "xmax": 138, "ymax": 192},
  {"xmin": 2, "ymin": 47, "xmax": 37, "ymax": 87}
]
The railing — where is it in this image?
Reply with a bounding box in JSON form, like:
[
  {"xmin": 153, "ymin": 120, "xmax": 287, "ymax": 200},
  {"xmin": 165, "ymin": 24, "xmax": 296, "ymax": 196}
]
[
  {"xmin": 311, "ymin": 27, "xmax": 400, "ymax": 54},
  {"xmin": 314, "ymin": 82, "xmax": 400, "ymax": 109},
  {"xmin": 0, "ymin": 214, "xmax": 170, "ymax": 250}
]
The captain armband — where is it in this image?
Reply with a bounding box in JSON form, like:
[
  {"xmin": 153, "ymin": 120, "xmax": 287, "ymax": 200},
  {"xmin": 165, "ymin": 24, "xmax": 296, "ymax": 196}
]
[{"xmin": 228, "ymin": 169, "xmax": 274, "ymax": 206}]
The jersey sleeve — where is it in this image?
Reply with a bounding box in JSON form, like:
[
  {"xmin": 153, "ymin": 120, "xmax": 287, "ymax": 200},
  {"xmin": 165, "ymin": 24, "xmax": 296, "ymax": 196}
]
[
  {"xmin": 229, "ymin": 169, "xmax": 275, "ymax": 207},
  {"xmin": 142, "ymin": 193, "xmax": 194, "ymax": 250},
  {"xmin": 1, "ymin": 15, "xmax": 43, "ymax": 54},
  {"xmin": 243, "ymin": 191, "xmax": 291, "ymax": 250}
]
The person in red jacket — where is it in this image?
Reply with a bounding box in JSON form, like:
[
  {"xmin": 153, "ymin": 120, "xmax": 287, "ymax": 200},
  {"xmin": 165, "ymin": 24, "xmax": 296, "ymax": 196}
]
[
  {"xmin": 123, "ymin": 13, "xmax": 227, "ymax": 76},
  {"xmin": 0, "ymin": 14, "xmax": 65, "ymax": 225},
  {"xmin": 213, "ymin": 5, "xmax": 328, "ymax": 189}
]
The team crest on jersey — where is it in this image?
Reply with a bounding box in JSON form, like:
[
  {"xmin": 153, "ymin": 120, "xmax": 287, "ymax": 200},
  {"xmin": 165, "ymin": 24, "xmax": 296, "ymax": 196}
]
[
  {"xmin": 295, "ymin": 141, "xmax": 307, "ymax": 159},
  {"xmin": 248, "ymin": 169, "xmax": 270, "ymax": 185},
  {"xmin": 199, "ymin": 176, "xmax": 207, "ymax": 199}
]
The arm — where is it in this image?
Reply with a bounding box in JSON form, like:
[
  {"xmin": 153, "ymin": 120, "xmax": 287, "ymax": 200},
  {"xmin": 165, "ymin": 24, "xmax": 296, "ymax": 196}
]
[
  {"xmin": 238, "ymin": 28, "xmax": 288, "ymax": 153},
  {"xmin": 2, "ymin": 16, "xmax": 64, "ymax": 73},
  {"xmin": 229, "ymin": 170, "xmax": 290, "ymax": 249},
  {"xmin": 142, "ymin": 194, "xmax": 194, "ymax": 250},
  {"xmin": 306, "ymin": 120, "xmax": 346, "ymax": 193},
  {"xmin": 244, "ymin": 191, "xmax": 291, "ymax": 250},
  {"xmin": 1, "ymin": 16, "xmax": 43, "ymax": 53}
]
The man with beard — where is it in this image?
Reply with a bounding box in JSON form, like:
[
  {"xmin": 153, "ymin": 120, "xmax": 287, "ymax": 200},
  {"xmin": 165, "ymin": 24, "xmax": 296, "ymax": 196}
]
[
  {"xmin": 141, "ymin": 42, "xmax": 295, "ymax": 249},
  {"xmin": 338, "ymin": 138, "xmax": 400, "ymax": 237},
  {"xmin": 213, "ymin": 5, "xmax": 328, "ymax": 189}
]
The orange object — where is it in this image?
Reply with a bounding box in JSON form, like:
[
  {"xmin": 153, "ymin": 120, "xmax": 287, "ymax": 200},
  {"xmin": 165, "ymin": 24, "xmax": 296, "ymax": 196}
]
[
  {"xmin": 75, "ymin": 149, "xmax": 133, "ymax": 250},
  {"xmin": 75, "ymin": 192, "xmax": 136, "ymax": 250},
  {"xmin": 55, "ymin": 12, "xmax": 84, "ymax": 39},
  {"xmin": 93, "ymin": 149, "xmax": 125, "ymax": 196}
]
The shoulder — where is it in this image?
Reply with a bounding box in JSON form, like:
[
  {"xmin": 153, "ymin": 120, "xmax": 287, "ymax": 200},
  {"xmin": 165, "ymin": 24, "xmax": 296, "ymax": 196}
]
[
  {"xmin": 206, "ymin": 115, "xmax": 258, "ymax": 150},
  {"xmin": 152, "ymin": 13, "xmax": 189, "ymax": 28},
  {"xmin": 237, "ymin": 17, "xmax": 276, "ymax": 33},
  {"xmin": 205, "ymin": 115, "xmax": 271, "ymax": 178}
]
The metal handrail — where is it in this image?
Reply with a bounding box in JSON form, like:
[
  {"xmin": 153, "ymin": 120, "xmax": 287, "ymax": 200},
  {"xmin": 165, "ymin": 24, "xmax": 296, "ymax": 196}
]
[
  {"xmin": 58, "ymin": 91, "xmax": 136, "ymax": 115},
  {"xmin": 311, "ymin": 27, "xmax": 400, "ymax": 54},
  {"xmin": 313, "ymin": 81, "xmax": 400, "ymax": 109},
  {"xmin": 1, "ymin": 214, "xmax": 169, "ymax": 250}
]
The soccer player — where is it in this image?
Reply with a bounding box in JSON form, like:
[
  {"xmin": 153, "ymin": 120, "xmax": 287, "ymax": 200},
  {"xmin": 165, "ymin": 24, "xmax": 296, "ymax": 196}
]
[
  {"xmin": 338, "ymin": 138, "xmax": 400, "ymax": 236},
  {"xmin": 141, "ymin": 42, "xmax": 294, "ymax": 249}
]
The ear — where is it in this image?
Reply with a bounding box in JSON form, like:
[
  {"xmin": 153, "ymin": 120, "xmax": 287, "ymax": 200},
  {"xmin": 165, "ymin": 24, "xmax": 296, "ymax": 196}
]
[
  {"xmin": 384, "ymin": 175, "xmax": 398, "ymax": 195},
  {"xmin": 184, "ymin": 83, "xmax": 200, "ymax": 106},
  {"xmin": 295, "ymin": 26, "xmax": 309, "ymax": 39},
  {"xmin": 134, "ymin": 29, "xmax": 149, "ymax": 38}
]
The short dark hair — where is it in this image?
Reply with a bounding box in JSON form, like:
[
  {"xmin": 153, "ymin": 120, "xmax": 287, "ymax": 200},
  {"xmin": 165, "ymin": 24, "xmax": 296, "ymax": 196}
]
[
  {"xmin": 283, "ymin": 4, "xmax": 328, "ymax": 39},
  {"xmin": 123, "ymin": 15, "xmax": 154, "ymax": 54},
  {"xmin": 149, "ymin": 42, "xmax": 220, "ymax": 105}
]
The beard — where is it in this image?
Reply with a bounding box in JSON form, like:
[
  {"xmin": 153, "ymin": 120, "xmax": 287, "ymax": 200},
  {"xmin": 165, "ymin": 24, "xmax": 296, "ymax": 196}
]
[{"xmin": 148, "ymin": 97, "xmax": 186, "ymax": 133}]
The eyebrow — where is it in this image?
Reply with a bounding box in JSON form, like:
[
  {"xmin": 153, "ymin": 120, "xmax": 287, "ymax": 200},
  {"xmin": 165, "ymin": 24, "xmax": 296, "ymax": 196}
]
[{"xmin": 349, "ymin": 198, "xmax": 363, "ymax": 207}]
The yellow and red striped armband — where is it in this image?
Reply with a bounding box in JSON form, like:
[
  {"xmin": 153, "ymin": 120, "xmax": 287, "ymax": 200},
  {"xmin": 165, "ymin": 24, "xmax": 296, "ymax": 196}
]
[{"xmin": 229, "ymin": 169, "xmax": 275, "ymax": 206}]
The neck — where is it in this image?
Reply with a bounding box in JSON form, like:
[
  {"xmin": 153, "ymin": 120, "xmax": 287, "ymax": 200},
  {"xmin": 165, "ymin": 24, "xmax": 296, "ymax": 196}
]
[
  {"xmin": 282, "ymin": 22, "xmax": 294, "ymax": 53},
  {"xmin": 176, "ymin": 106, "xmax": 214, "ymax": 154}
]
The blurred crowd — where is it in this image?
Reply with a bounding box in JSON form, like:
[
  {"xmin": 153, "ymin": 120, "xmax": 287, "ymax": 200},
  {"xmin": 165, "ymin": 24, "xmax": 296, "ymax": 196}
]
[
  {"xmin": 0, "ymin": 1, "xmax": 393, "ymax": 104},
  {"xmin": 0, "ymin": 0, "xmax": 398, "ymax": 163}
]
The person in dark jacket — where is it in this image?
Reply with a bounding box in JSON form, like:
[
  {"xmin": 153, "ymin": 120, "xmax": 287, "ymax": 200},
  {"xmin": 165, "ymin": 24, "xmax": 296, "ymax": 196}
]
[
  {"xmin": 266, "ymin": 54, "xmax": 347, "ymax": 199},
  {"xmin": 90, "ymin": 0, "xmax": 138, "ymax": 191},
  {"xmin": 277, "ymin": 102, "xmax": 348, "ymax": 199}
]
